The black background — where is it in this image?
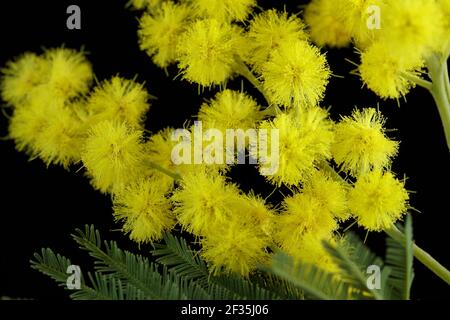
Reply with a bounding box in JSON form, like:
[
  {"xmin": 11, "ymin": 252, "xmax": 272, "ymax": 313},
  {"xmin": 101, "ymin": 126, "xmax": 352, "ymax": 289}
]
[{"xmin": 0, "ymin": 0, "xmax": 449, "ymax": 300}]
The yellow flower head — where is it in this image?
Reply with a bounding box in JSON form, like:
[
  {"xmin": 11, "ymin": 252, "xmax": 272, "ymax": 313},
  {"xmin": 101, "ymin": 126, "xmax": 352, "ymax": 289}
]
[
  {"xmin": 86, "ymin": 76, "xmax": 150, "ymax": 129},
  {"xmin": 138, "ymin": 2, "xmax": 193, "ymax": 68},
  {"xmin": 331, "ymin": 108, "xmax": 399, "ymax": 176},
  {"xmin": 257, "ymin": 108, "xmax": 334, "ymax": 186},
  {"xmin": 81, "ymin": 120, "xmax": 146, "ymax": 194},
  {"xmin": 246, "ymin": 9, "xmax": 308, "ymax": 70},
  {"xmin": 43, "ymin": 48, "xmax": 93, "ymax": 99},
  {"xmin": 1, "ymin": 53, "xmax": 48, "ymax": 106},
  {"xmin": 359, "ymin": 41, "xmax": 424, "ymax": 100},
  {"xmin": 171, "ymin": 169, "xmax": 241, "ymax": 236},
  {"xmin": 33, "ymin": 103, "xmax": 86, "ymax": 168},
  {"xmin": 233, "ymin": 193, "xmax": 276, "ymax": 238},
  {"xmin": 302, "ymin": 170, "xmax": 349, "ymax": 221},
  {"xmin": 198, "ymin": 89, "xmax": 263, "ymax": 131},
  {"xmin": 335, "ymin": 0, "xmax": 385, "ymax": 48},
  {"xmin": 201, "ymin": 219, "xmax": 270, "ymax": 276},
  {"xmin": 113, "ymin": 178, "xmax": 175, "ymax": 243},
  {"xmin": 261, "ymin": 40, "xmax": 330, "ymax": 108},
  {"xmin": 380, "ymin": 0, "xmax": 444, "ymax": 58},
  {"xmin": 176, "ymin": 19, "xmax": 244, "ymax": 86},
  {"xmin": 8, "ymin": 90, "xmax": 55, "ymax": 156},
  {"xmin": 8, "ymin": 89, "xmax": 86, "ymax": 168},
  {"xmin": 348, "ymin": 170, "xmax": 409, "ymax": 231},
  {"xmin": 304, "ymin": 0, "xmax": 352, "ymax": 48},
  {"xmin": 276, "ymin": 192, "xmax": 338, "ymax": 251},
  {"xmin": 191, "ymin": 0, "xmax": 256, "ymax": 22}
]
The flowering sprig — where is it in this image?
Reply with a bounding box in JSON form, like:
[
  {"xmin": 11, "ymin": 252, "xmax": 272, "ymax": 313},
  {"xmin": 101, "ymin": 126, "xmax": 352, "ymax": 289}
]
[{"xmin": 1, "ymin": 0, "xmax": 450, "ymax": 290}]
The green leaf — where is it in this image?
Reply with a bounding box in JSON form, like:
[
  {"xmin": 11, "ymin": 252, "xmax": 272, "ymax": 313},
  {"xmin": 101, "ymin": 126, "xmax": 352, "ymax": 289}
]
[
  {"xmin": 152, "ymin": 233, "xmax": 209, "ymax": 286},
  {"xmin": 30, "ymin": 248, "xmax": 73, "ymax": 286},
  {"xmin": 323, "ymin": 233, "xmax": 391, "ymax": 300},
  {"xmin": 386, "ymin": 214, "xmax": 414, "ymax": 300},
  {"xmin": 264, "ymin": 252, "xmax": 351, "ymax": 300},
  {"xmin": 71, "ymin": 225, "xmax": 211, "ymax": 300}
]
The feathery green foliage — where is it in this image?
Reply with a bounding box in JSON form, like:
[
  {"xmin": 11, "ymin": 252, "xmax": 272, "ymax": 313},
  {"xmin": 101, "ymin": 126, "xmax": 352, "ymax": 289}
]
[
  {"xmin": 31, "ymin": 222, "xmax": 417, "ymax": 300},
  {"xmin": 386, "ymin": 215, "xmax": 414, "ymax": 299},
  {"xmin": 265, "ymin": 252, "xmax": 351, "ymax": 300},
  {"xmin": 322, "ymin": 233, "xmax": 391, "ymax": 300}
]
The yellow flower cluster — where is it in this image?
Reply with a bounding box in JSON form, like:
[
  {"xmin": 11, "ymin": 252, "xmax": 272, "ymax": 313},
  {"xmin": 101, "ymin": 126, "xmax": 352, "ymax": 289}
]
[
  {"xmin": 306, "ymin": 0, "xmax": 449, "ymax": 100},
  {"xmin": 1, "ymin": 1, "xmax": 416, "ymax": 278},
  {"xmin": 137, "ymin": 1, "xmax": 331, "ymax": 109}
]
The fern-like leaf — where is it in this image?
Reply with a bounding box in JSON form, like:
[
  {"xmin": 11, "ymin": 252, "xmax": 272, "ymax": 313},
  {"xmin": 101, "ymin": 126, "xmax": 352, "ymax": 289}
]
[
  {"xmin": 152, "ymin": 233, "xmax": 209, "ymax": 286},
  {"xmin": 71, "ymin": 225, "xmax": 211, "ymax": 300},
  {"xmin": 264, "ymin": 252, "xmax": 351, "ymax": 300},
  {"xmin": 386, "ymin": 214, "xmax": 414, "ymax": 300},
  {"xmin": 323, "ymin": 233, "xmax": 391, "ymax": 300}
]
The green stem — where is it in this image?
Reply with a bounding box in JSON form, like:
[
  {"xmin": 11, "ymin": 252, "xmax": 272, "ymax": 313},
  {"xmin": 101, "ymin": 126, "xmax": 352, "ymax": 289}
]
[
  {"xmin": 443, "ymin": 61, "xmax": 450, "ymax": 102},
  {"xmin": 235, "ymin": 58, "xmax": 272, "ymax": 106},
  {"xmin": 146, "ymin": 159, "xmax": 182, "ymax": 181},
  {"xmin": 318, "ymin": 161, "xmax": 350, "ymax": 187},
  {"xmin": 402, "ymin": 73, "xmax": 432, "ymax": 91},
  {"xmin": 385, "ymin": 226, "xmax": 450, "ymax": 286},
  {"xmin": 425, "ymin": 55, "xmax": 450, "ymax": 153}
]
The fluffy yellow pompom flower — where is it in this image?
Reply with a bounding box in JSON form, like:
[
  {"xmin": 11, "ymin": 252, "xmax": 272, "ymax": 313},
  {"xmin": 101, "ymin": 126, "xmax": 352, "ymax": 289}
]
[
  {"xmin": 331, "ymin": 108, "xmax": 398, "ymax": 176},
  {"xmin": 171, "ymin": 169, "xmax": 241, "ymax": 236},
  {"xmin": 276, "ymin": 192, "xmax": 338, "ymax": 251},
  {"xmin": 257, "ymin": 108, "xmax": 334, "ymax": 186},
  {"xmin": 261, "ymin": 40, "xmax": 330, "ymax": 108},
  {"xmin": 191, "ymin": 0, "xmax": 256, "ymax": 22},
  {"xmin": 302, "ymin": 171, "xmax": 349, "ymax": 221},
  {"xmin": 235, "ymin": 193, "xmax": 276, "ymax": 238},
  {"xmin": 43, "ymin": 48, "xmax": 93, "ymax": 99},
  {"xmin": 348, "ymin": 170, "xmax": 409, "ymax": 231},
  {"xmin": 379, "ymin": 0, "xmax": 444, "ymax": 58},
  {"xmin": 201, "ymin": 219, "xmax": 270, "ymax": 276},
  {"xmin": 81, "ymin": 120, "xmax": 146, "ymax": 194},
  {"xmin": 138, "ymin": 2, "xmax": 193, "ymax": 68},
  {"xmin": 359, "ymin": 42, "xmax": 424, "ymax": 100},
  {"xmin": 198, "ymin": 89, "xmax": 263, "ymax": 131},
  {"xmin": 1, "ymin": 53, "xmax": 48, "ymax": 106},
  {"xmin": 86, "ymin": 76, "xmax": 150, "ymax": 129},
  {"xmin": 8, "ymin": 90, "xmax": 55, "ymax": 156},
  {"xmin": 33, "ymin": 103, "xmax": 86, "ymax": 168},
  {"xmin": 176, "ymin": 19, "xmax": 244, "ymax": 86},
  {"xmin": 113, "ymin": 178, "xmax": 175, "ymax": 243},
  {"xmin": 246, "ymin": 9, "xmax": 308, "ymax": 71},
  {"xmin": 304, "ymin": 0, "xmax": 352, "ymax": 48},
  {"xmin": 8, "ymin": 89, "xmax": 86, "ymax": 168},
  {"xmin": 334, "ymin": 0, "xmax": 385, "ymax": 48}
]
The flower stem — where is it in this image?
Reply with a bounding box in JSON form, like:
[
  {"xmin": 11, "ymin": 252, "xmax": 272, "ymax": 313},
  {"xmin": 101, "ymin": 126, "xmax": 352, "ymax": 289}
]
[
  {"xmin": 385, "ymin": 226, "xmax": 450, "ymax": 286},
  {"xmin": 146, "ymin": 159, "xmax": 182, "ymax": 181},
  {"xmin": 235, "ymin": 58, "xmax": 272, "ymax": 105},
  {"xmin": 444, "ymin": 62, "xmax": 450, "ymax": 101},
  {"xmin": 425, "ymin": 54, "xmax": 450, "ymax": 153}
]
